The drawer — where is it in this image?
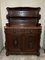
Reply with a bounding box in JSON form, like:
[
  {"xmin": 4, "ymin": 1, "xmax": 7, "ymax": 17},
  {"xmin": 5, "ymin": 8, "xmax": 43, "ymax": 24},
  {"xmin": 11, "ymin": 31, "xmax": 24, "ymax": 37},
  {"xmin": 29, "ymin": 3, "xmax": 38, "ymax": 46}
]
[{"xmin": 12, "ymin": 29, "xmax": 41, "ymax": 37}]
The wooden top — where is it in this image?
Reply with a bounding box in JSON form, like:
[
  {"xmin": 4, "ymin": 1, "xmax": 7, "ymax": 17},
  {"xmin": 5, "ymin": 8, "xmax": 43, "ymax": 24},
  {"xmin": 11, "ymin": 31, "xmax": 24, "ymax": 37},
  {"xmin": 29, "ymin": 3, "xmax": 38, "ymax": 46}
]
[
  {"xmin": 4, "ymin": 24, "xmax": 42, "ymax": 29},
  {"xmin": 7, "ymin": 7, "xmax": 41, "ymax": 11}
]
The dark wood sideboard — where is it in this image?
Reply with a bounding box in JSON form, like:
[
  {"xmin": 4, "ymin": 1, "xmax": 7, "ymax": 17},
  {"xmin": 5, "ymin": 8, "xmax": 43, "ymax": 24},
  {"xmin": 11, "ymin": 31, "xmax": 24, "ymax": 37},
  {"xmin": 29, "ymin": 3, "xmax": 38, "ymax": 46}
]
[{"xmin": 4, "ymin": 7, "xmax": 42, "ymax": 56}]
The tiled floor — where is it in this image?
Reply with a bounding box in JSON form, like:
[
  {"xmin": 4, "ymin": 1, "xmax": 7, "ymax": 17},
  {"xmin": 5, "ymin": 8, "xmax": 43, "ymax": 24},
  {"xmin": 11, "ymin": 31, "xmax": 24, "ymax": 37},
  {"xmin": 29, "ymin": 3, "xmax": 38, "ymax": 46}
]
[{"xmin": 0, "ymin": 48, "xmax": 45, "ymax": 60}]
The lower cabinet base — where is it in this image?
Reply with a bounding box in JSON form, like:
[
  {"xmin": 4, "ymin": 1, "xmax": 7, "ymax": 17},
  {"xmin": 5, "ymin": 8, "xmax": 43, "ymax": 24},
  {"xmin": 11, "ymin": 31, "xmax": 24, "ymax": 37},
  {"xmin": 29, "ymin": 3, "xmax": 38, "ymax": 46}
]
[
  {"xmin": 6, "ymin": 51, "xmax": 40, "ymax": 56},
  {"xmin": 5, "ymin": 26, "xmax": 41, "ymax": 56}
]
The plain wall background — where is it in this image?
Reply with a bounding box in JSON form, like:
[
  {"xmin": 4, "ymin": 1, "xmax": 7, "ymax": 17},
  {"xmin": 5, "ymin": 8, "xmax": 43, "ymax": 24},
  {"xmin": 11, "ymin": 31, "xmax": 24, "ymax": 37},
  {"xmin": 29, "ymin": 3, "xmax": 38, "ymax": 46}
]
[
  {"xmin": 0, "ymin": 0, "xmax": 3, "ymax": 51},
  {"xmin": 0, "ymin": 0, "xmax": 1, "ymax": 28},
  {"xmin": 1, "ymin": 0, "xmax": 45, "ymax": 47}
]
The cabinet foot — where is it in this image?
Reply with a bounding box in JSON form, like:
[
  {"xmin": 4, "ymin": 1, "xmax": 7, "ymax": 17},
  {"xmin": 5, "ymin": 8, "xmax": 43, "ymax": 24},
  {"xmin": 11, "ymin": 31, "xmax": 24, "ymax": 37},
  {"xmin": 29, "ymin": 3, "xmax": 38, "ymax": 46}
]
[
  {"xmin": 6, "ymin": 52, "xmax": 9, "ymax": 56},
  {"xmin": 37, "ymin": 52, "xmax": 40, "ymax": 56}
]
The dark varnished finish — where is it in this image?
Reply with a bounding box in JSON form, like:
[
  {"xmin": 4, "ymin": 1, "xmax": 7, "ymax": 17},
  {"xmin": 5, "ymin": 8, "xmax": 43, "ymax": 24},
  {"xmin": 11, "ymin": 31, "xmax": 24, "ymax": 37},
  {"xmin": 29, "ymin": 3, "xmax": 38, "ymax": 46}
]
[{"xmin": 4, "ymin": 7, "xmax": 41, "ymax": 56}]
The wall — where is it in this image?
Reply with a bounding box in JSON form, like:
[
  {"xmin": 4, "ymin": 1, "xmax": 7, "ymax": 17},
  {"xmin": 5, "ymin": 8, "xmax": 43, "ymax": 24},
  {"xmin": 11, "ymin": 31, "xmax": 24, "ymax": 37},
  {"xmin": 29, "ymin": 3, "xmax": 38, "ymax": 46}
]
[
  {"xmin": 0, "ymin": 0, "xmax": 1, "ymax": 27},
  {"xmin": 1, "ymin": 0, "xmax": 45, "ymax": 47},
  {"xmin": 0, "ymin": 0, "xmax": 3, "ymax": 52}
]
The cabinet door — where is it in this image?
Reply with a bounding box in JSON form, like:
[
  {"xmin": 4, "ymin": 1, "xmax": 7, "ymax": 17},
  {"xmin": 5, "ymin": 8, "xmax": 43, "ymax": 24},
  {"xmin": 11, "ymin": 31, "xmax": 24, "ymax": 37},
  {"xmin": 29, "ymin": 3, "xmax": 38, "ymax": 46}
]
[
  {"xmin": 23, "ymin": 29, "xmax": 40, "ymax": 52},
  {"xmin": 5, "ymin": 28, "xmax": 22, "ymax": 52}
]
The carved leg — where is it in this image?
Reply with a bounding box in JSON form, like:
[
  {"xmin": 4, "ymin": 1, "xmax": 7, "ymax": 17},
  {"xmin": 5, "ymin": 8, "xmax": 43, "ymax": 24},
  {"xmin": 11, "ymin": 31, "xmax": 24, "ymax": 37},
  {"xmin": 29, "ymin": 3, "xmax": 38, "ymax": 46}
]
[
  {"xmin": 6, "ymin": 51, "xmax": 9, "ymax": 56},
  {"xmin": 36, "ymin": 50, "xmax": 40, "ymax": 56},
  {"xmin": 37, "ymin": 53, "xmax": 40, "ymax": 56},
  {"xmin": 5, "ymin": 41, "xmax": 6, "ymax": 49}
]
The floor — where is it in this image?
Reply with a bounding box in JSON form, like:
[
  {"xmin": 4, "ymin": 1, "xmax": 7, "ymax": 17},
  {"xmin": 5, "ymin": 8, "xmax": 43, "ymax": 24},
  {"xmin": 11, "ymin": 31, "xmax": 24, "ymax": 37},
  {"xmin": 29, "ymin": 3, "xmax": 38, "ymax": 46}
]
[{"xmin": 0, "ymin": 48, "xmax": 45, "ymax": 60}]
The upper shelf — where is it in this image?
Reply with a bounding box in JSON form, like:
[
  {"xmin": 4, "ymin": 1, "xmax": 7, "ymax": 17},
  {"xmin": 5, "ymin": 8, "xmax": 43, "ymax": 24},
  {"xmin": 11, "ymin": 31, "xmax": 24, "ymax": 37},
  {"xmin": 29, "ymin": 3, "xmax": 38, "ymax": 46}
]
[{"xmin": 6, "ymin": 7, "xmax": 41, "ymax": 18}]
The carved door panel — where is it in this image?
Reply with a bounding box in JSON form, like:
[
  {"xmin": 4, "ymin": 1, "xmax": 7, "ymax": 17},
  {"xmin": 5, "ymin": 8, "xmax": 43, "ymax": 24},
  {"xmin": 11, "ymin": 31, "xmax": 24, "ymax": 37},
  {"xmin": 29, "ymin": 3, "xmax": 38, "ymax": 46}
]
[
  {"xmin": 22, "ymin": 29, "xmax": 38, "ymax": 52},
  {"xmin": 5, "ymin": 29, "xmax": 22, "ymax": 52},
  {"xmin": 23, "ymin": 36, "xmax": 37, "ymax": 52}
]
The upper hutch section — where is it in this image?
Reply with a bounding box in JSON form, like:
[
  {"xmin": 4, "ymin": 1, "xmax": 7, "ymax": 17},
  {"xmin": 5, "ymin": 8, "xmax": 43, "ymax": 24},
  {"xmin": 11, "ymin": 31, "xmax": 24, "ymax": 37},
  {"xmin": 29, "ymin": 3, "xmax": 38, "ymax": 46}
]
[{"xmin": 6, "ymin": 7, "xmax": 41, "ymax": 26}]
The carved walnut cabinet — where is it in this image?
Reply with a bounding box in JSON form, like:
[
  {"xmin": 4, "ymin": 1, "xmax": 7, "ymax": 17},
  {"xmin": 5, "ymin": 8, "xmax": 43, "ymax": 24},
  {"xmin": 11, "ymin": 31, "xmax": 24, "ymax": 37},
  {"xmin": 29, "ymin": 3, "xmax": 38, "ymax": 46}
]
[{"xmin": 4, "ymin": 7, "xmax": 42, "ymax": 56}]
